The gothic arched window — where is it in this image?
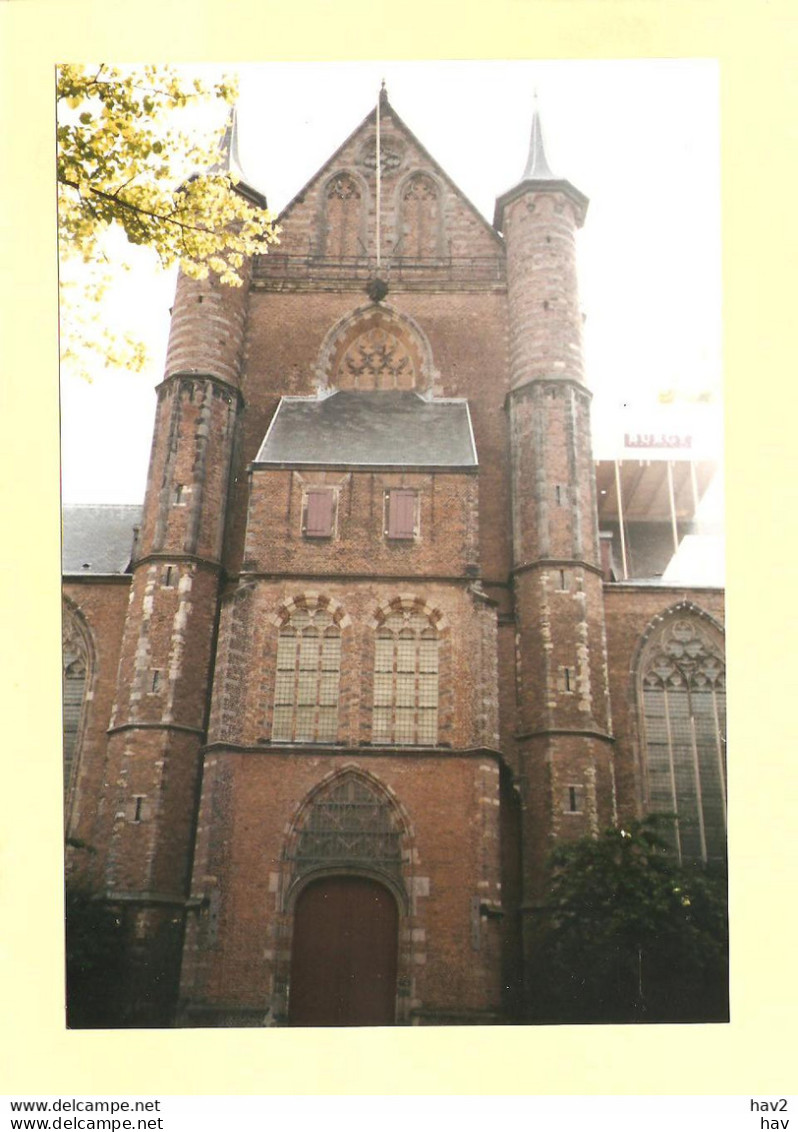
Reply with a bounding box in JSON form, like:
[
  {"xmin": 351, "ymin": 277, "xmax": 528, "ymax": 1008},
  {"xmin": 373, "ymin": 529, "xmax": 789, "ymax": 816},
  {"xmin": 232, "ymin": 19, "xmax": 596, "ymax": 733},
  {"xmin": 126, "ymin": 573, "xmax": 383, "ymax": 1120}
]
[
  {"xmin": 62, "ymin": 607, "xmax": 92, "ymax": 802},
  {"xmin": 293, "ymin": 773, "xmax": 403, "ymax": 879},
  {"xmin": 323, "ymin": 173, "xmax": 364, "ymax": 259},
  {"xmin": 400, "ymin": 173, "xmax": 442, "ymax": 258},
  {"xmin": 639, "ymin": 613, "xmax": 726, "ymax": 864},
  {"xmin": 273, "ymin": 606, "xmax": 341, "ymax": 743},
  {"xmin": 373, "ymin": 611, "xmax": 439, "ymax": 746}
]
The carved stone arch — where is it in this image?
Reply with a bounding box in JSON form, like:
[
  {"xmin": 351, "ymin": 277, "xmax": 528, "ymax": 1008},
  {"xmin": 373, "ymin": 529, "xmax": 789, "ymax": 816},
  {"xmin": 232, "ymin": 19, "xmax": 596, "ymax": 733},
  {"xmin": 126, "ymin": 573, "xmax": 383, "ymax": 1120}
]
[
  {"xmin": 282, "ymin": 764, "xmax": 416, "ymax": 910},
  {"xmin": 268, "ymin": 590, "xmax": 351, "ymax": 630},
  {"xmin": 317, "ymin": 169, "xmax": 369, "ymax": 259},
  {"xmin": 315, "ymin": 302, "xmax": 438, "ymax": 394},
  {"xmin": 62, "ymin": 598, "xmax": 95, "ymax": 808},
  {"xmin": 395, "ymin": 169, "xmax": 446, "ymax": 258},
  {"xmin": 633, "ymin": 601, "xmax": 726, "ymax": 865},
  {"xmin": 370, "ymin": 592, "xmax": 449, "ymax": 633}
]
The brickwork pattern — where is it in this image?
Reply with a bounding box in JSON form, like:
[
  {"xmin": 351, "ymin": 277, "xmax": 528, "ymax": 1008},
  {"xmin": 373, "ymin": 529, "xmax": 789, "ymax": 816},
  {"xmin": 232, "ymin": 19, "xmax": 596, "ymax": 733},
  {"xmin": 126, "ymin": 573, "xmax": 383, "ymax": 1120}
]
[
  {"xmin": 503, "ymin": 191, "xmax": 585, "ymax": 387},
  {"xmin": 243, "ymin": 469, "xmax": 479, "ymax": 578},
  {"xmin": 164, "ymin": 267, "xmax": 250, "ymax": 385}
]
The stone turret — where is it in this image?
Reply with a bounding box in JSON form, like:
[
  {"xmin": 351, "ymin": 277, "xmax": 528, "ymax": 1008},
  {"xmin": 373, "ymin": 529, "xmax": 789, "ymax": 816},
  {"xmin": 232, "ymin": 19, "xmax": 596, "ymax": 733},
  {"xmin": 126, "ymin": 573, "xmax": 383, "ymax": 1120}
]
[
  {"xmin": 96, "ymin": 120, "xmax": 265, "ymax": 1024},
  {"xmin": 496, "ymin": 101, "xmax": 616, "ymax": 1014}
]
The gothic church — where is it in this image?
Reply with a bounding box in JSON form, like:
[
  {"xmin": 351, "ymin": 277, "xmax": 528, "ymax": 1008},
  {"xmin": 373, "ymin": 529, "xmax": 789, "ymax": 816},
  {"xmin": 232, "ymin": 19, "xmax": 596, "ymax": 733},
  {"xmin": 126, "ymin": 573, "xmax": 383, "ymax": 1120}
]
[{"xmin": 62, "ymin": 88, "xmax": 726, "ymax": 1026}]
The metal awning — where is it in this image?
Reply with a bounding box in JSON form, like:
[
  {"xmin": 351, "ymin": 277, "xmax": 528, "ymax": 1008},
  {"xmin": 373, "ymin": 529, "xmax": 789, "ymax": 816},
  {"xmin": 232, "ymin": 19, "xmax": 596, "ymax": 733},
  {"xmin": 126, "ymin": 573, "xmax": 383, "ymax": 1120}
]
[{"xmin": 595, "ymin": 459, "xmax": 716, "ymax": 523}]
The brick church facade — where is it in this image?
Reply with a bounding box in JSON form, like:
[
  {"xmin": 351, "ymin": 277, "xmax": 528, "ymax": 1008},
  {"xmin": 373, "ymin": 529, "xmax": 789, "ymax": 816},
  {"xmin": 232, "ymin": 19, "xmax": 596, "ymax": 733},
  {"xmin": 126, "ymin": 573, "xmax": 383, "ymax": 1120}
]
[{"xmin": 62, "ymin": 89, "xmax": 726, "ymax": 1026}]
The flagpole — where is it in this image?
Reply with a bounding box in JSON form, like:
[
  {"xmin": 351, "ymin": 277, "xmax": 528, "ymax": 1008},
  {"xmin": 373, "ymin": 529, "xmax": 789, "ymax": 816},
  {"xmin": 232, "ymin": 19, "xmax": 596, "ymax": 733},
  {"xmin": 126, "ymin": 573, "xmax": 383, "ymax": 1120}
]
[{"xmin": 375, "ymin": 83, "xmax": 381, "ymax": 271}]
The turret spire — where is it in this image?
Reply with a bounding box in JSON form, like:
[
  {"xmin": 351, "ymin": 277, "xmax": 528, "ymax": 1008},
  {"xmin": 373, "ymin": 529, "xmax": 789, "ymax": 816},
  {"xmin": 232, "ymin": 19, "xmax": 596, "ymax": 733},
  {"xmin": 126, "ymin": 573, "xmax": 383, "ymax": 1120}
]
[
  {"xmin": 209, "ymin": 105, "xmax": 267, "ymax": 209},
  {"xmin": 520, "ymin": 98, "xmax": 556, "ymax": 182},
  {"xmin": 493, "ymin": 96, "xmax": 587, "ymax": 232}
]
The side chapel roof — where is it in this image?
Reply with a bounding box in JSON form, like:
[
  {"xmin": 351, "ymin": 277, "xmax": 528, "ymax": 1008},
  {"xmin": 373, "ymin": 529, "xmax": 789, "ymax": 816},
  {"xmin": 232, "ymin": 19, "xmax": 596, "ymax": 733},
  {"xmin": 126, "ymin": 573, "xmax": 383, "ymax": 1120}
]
[{"xmin": 62, "ymin": 504, "xmax": 141, "ymax": 575}]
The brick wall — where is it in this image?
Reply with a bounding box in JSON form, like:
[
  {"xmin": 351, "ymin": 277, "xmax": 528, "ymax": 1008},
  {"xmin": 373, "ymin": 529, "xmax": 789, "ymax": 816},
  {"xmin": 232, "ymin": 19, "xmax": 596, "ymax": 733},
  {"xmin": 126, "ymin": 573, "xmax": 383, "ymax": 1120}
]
[
  {"xmin": 180, "ymin": 749, "xmax": 504, "ymax": 1024},
  {"xmin": 243, "ymin": 469, "xmax": 479, "ymax": 577}
]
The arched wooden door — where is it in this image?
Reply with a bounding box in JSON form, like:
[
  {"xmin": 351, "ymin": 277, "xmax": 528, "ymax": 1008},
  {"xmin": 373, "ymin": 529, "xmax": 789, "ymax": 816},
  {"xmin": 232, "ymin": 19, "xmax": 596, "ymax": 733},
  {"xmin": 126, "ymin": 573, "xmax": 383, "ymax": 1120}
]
[{"xmin": 289, "ymin": 875, "xmax": 399, "ymax": 1026}]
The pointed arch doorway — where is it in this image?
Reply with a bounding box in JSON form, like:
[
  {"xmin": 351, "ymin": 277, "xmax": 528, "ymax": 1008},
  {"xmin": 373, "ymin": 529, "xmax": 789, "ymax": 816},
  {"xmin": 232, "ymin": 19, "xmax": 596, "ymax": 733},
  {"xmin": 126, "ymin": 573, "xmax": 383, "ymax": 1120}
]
[{"xmin": 288, "ymin": 875, "xmax": 399, "ymax": 1026}]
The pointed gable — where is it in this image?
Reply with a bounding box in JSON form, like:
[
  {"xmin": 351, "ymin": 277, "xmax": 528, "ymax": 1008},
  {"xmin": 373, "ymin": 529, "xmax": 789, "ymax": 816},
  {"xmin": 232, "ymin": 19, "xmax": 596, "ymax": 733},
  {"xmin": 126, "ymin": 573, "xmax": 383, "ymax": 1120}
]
[{"xmin": 264, "ymin": 91, "xmax": 503, "ymax": 264}]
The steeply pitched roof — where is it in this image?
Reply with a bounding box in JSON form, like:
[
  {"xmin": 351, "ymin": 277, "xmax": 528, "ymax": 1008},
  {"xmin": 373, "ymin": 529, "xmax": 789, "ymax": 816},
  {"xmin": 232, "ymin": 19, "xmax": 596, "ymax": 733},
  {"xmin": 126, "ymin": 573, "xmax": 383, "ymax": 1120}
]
[
  {"xmin": 278, "ymin": 89, "xmax": 503, "ymax": 250},
  {"xmin": 62, "ymin": 504, "xmax": 141, "ymax": 575},
  {"xmin": 254, "ymin": 391, "xmax": 478, "ymax": 470}
]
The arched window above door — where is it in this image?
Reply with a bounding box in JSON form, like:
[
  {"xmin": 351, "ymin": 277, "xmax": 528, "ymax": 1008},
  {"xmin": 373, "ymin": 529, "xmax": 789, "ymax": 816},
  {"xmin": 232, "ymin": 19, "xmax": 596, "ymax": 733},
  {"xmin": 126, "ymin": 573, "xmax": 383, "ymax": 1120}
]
[{"xmin": 293, "ymin": 772, "xmax": 403, "ymax": 879}]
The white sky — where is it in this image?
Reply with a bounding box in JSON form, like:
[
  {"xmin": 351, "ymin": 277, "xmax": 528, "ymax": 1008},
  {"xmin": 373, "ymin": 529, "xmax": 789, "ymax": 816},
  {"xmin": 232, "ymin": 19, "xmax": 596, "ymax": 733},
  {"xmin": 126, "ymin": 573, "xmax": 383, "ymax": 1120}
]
[{"xmin": 59, "ymin": 59, "xmax": 722, "ymax": 511}]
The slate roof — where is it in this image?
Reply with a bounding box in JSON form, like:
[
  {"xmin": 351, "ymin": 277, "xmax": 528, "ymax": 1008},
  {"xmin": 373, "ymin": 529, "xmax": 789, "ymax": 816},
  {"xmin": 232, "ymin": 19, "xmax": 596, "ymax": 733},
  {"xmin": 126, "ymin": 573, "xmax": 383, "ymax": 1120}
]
[
  {"xmin": 62, "ymin": 504, "xmax": 142, "ymax": 575},
  {"xmin": 254, "ymin": 391, "xmax": 478, "ymax": 470}
]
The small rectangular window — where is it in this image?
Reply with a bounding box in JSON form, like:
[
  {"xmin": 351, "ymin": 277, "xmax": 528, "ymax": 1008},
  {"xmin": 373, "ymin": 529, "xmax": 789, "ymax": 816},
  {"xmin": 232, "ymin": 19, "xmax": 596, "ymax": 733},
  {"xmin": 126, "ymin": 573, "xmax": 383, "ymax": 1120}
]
[
  {"xmin": 127, "ymin": 795, "xmax": 148, "ymax": 823},
  {"xmin": 386, "ymin": 489, "xmax": 417, "ymax": 540},
  {"xmin": 173, "ymin": 485, "xmax": 184, "ymax": 505},
  {"xmin": 150, "ymin": 670, "xmax": 162, "ymax": 694},
  {"xmin": 163, "ymin": 565, "xmax": 175, "ymax": 587},
  {"xmin": 565, "ymin": 785, "xmax": 584, "ymax": 813},
  {"xmin": 303, "ymin": 488, "xmax": 335, "ymax": 538}
]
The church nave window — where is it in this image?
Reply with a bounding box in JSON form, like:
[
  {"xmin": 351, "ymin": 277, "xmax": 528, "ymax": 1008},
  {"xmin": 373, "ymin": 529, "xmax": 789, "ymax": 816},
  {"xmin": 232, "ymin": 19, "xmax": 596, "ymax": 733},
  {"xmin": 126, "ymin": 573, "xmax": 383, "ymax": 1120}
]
[{"xmin": 639, "ymin": 613, "xmax": 726, "ymax": 865}]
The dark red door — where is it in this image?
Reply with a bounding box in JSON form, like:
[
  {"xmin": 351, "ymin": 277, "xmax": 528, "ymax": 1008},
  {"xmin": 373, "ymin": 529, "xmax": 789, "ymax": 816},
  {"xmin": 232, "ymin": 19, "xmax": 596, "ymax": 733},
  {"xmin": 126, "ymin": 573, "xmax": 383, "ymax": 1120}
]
[{"xmin": 289, "ymin": 876, "xmax": 399, "ymax": 1026}]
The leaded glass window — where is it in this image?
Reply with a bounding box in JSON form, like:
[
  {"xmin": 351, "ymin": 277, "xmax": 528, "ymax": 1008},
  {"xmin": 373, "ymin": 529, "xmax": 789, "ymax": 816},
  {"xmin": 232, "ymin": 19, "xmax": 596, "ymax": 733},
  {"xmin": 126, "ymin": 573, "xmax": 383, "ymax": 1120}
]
[
  {"xmin": 640, "ymin": 616, "xmax": 726, "ymax": 864},
  {"xmin": 373, "ymin": 611, "xmax": 438, "ymax": 745},
  {"xmin": 273, "ymin": 607, "xmax": 341, "ymax": 743},
  {"xmin": 295, "ymin": 775, "xmax": 402, "ymax": 877}
]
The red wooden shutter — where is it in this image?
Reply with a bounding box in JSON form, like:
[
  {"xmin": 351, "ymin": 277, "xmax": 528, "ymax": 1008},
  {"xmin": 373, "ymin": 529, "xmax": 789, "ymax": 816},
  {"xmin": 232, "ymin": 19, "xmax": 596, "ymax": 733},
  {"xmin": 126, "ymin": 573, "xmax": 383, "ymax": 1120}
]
[
  {"xmin": 387, "ymin": 489, "xmax": 416, "ymax": 539},
  {"xmin": 305, "ymin": 489, "xmax": 334, "ymax": 537}
]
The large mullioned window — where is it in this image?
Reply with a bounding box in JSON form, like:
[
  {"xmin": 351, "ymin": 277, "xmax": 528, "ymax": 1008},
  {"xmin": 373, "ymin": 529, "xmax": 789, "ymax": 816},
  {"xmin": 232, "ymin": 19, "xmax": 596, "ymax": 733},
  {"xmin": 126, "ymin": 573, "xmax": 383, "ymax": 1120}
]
[
  {"xmin": 63, "ymin": 608, "xmax": 91, "ymax": 803},
  {"xmin": 373, "ymin": 611, "xmax": 439, "ymax": 746},
  {"xmin": 273, "ymin": 607, "xmax": 341, "ymax": 743},
  {"xmin": 640, "ymin": 614, "xmax": 726, "ymax": 864}
]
